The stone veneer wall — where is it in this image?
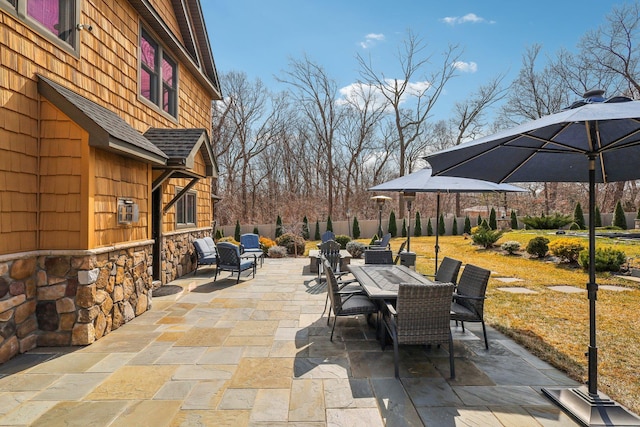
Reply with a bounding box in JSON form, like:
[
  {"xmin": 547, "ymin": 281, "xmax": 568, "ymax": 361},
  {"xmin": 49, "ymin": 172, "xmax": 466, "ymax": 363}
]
[
  {"xmin": 161, "ymin": 227, "xmax": 212, "ymax": 285},
  {"xmin": 0, "ymin": 241, "xmax": 153, "ymax": 364}
]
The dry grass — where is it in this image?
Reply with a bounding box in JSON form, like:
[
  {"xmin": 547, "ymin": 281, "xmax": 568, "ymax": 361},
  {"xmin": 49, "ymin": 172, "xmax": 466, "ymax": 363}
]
[{"xmin": 307, "ymin": 232, "xmax": 640, "ymax": 414}]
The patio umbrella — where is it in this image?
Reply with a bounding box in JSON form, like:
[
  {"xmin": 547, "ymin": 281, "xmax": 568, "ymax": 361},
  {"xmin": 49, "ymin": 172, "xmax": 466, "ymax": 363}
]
[
  {"xmin": 424, "ymin": 90, "xmax": 640, "ymax": 426},
  {"xmin": 369, "ymin": 167, "xmax": 525, "ymax": 272}
]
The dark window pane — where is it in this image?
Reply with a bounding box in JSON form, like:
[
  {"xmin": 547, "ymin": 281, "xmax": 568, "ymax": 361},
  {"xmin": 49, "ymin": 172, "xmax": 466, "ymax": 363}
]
[
  {"xmin": 141, "ymin": 68, "xmax": 152, "ymax": 99},
  {"xmin": 162, "ymin": 57, "xmax": 175, "ymax": 85},
  {"xmin": 186, "ymin": 194, "xmax": 195, "ymax": 224},
  {"xmin": 140, "ymin": 34, "xmax": 156, "ymax": 69},
  {"xmin": 163, "ymin": 86, "xmax": 176, "ymax": 115},
  {"xmin": 177, "ymin": 198, "xmax": 185, "ymax": 224},
  {"xmin": 140, "ymin": 28, "xmax": 177, "ymax": 116}
]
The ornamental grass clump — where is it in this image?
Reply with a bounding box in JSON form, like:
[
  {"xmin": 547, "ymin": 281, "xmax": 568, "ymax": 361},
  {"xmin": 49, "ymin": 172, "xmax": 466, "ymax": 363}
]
[
  {"xmin": 275, "ymin": 233, "xmax": 305, "ymax": 255},
  {"xmin": 501, "ymin": 241, "xmax": 521, "ymax": 255},
  {"xmin": 346, "ymin": 241, "xmax": 365, "ymax": 258},
  {"xmin": 268, "ymin": 245, "xmax": 288, "ymax": 258}
]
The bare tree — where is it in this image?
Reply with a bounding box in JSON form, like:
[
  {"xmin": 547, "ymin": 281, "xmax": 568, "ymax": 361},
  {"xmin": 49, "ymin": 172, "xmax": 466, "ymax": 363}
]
[
  {"xmin": 578, "ymin": 1, "xmax": 640, "ymax": 98},
  {"xmin": 499, "ymin": 44, "xmax": 570, "ymax": 127},
  {"xmin": 357, "ymin": 30, "xmax": 462, "ymax": 216},
  {"xmin": 213, "ymin": 72, "xmax": 283, "ymax": 220},
  {"xmin": 498, "ymin": 45, "xmax": 572, "ymax": 214},
  {"xmin": 452, "ymin": 73, "xmax": 508, "ymax": 145},
  {"xmin": 335, "ymin": 83, "xmax": 387, "ymax": 217},
  {"xmin": 278, "ymin": 55, "xmax": 343, "ymax": 218}
]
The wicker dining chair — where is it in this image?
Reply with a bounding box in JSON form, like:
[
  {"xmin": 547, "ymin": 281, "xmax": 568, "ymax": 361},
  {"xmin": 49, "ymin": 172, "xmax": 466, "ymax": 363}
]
[
  {"xmin": 364, "ymin": 249, "xmax": 393, "ymax": 265},
  {"xmin": 450, "ymin": 264, "xmax": 491, "ymax": 349},
  {"xmin": 424, "ymin": 257, "xmax": 462, "ymax": 285},
  {"xmin": 382, "ymin": 282, "xmax": 456, "ymax": 379},
  {"xmin": 324, "ymin": 258, "xmax": 377, "ymax": 341}
]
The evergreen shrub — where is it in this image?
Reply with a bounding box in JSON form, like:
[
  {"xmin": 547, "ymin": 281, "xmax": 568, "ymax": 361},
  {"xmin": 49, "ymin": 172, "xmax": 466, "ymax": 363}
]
[
  {"xmin": 526, "ymin": 236, "xmax": 550, "ymax": 258},
  {"xmin": 579, "ymin": 247, "xmax": 626, "ymax": 272},
  {"xmin": 334, "ymin": 234, "xmax": 351, "ymax": 249},
  {"xmin": 549, "ymin": 238, "xmax": 585, "ymax": 262}
]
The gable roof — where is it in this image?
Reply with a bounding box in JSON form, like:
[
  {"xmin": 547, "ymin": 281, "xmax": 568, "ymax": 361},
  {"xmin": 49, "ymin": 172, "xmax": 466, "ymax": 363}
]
[
  {"xmin": 144, "ymin": 128, "xmax": 217, "ymax": 177},
  {"xmin": 129, "ymin": 0, "xmax": 221, "ymax": 100},
  {"xmin": 37, "ymin": 75, "xmax": 168, "ymax": 165}
]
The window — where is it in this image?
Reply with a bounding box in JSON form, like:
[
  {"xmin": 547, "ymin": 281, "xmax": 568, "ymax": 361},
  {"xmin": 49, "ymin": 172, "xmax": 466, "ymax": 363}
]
[
  {"xmin": 176, "ymin": 190, "xmax": 196, "ymax": 226},
  {"xmin": 140, "ymin": 28, "xmax": 177, "ymax": 117},
  {"xmin": 2, "ymin": 0, "xmax": 77, "ymax": 47}
]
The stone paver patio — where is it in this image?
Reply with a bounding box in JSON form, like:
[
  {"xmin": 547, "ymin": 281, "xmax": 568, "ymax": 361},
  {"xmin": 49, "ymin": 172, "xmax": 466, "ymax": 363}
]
[{"xmin": 0, "ymin": 257, "xmax": 582, "ymax": 426}]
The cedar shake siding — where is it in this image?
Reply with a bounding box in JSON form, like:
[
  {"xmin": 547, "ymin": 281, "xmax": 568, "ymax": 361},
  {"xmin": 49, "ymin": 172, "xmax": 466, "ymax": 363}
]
[{"xmin": 0, "ymin": 0, "xmax": 221, "ymax": 363}]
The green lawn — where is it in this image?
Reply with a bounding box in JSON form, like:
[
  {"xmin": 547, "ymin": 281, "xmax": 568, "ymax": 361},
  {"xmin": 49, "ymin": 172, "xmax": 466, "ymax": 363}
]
[{"xmin": 308, "ymin": 231, "xmax": 640, "ymax": 414}]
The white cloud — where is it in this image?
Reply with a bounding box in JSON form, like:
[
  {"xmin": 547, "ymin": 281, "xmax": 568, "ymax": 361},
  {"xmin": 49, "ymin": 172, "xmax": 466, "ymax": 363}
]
[
  {"xmin": 452, "ymin": 61, "xmax": 478, "ymax": 73},
  {"xmin": 441, "ymin": 13, "xmax": 495, "ymax": 25},
  {"xmin": 394, "ymin": 79, "xmax": 432, "ymax": 97},
  {"xmin": 338, "ymin": 82, "xmax": 387, "ymax": 109},
  {"xmin": 337, "ymin": 78, "xmax": 433, "ymax": 111},
  {"xmin": 359, "ymin": 33, "xmax": 385, "ymax": 49}
]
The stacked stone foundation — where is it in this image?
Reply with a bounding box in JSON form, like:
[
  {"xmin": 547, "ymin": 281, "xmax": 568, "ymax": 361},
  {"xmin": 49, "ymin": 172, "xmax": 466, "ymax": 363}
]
[
  {"xmin": 161, "ymin": 228, "xmax": 212, "ymax": 285},
  {"xmin": 0, "ymin": 241, "xmax": 153, "ymax": 364}
]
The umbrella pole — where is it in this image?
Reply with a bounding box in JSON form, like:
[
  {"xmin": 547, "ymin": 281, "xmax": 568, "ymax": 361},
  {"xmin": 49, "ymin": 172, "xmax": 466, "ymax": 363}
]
[
  {"xmin": 587, "ymin": 158, "xmax": 598, "ymax": 396},
  {"xmin": 542, "ymin": 155, "xmax": 640, "ymax": 426},
  {"xmin": 434, "ymin": 193, "xmax": 440, "ymax": 274}
]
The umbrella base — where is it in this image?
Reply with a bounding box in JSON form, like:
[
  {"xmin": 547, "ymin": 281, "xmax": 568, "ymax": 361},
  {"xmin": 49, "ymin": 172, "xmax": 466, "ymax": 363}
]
[{"xmin": 542, "ymin": 386, "xmax": 640, "ymax": 426}]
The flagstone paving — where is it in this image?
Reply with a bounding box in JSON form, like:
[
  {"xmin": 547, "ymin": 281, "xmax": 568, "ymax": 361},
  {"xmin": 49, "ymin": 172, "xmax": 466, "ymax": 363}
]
[
  {"xmin": 496, "ymin": 287, "xmax": 538, "ymax": 294},
  {"xmin": 0, "ymin": 257, "xmax": 583, "ymax": 426}
]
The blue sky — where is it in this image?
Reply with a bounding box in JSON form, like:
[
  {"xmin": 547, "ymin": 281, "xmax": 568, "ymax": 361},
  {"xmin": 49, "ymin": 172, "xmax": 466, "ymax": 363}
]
[{"xmin": 203, "ymin": 1, "xmax": 622, "ymax": 121}]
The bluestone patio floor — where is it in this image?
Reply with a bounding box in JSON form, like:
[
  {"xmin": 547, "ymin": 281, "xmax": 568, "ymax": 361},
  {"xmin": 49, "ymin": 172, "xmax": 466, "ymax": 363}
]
[{"xmin": 0, "ymin": 257, "xmax": 582, "ymax": 426}]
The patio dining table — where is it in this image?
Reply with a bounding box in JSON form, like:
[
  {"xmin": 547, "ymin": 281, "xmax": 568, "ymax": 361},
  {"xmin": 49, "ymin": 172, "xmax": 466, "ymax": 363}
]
[{"xmin": 347, "ymin": 264, "xmax": 434, "ymax": 300}]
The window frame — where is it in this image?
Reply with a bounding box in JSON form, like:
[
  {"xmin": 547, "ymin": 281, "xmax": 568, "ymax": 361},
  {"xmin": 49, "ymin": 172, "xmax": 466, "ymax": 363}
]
[
  {"xmin": 1, "ymin": 0, "xmax": 80, "ymax": 52},
  {"xmin": 139, "ymin": 26, "xmax": 178, "ymax": 119},
  {"xmin": 175, "ymin": 188, "xmax": 196, "ymax": 228}
]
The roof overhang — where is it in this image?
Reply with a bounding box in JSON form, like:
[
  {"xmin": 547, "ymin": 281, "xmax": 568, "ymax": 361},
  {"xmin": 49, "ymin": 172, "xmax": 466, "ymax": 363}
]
[
  {"xmin": 144, "ymin": 128, "xmax": 217, "ymax": 177},
  {"xmin": 37, "ymin": 75, "xmax": 168, "ymax": 166}
]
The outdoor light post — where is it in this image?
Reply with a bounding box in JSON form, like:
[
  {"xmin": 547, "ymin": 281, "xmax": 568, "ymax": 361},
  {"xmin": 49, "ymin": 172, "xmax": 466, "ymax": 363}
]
[
  {"xmin": 402, "ymin": 192, "xmax": 416, "ymax": 252},
  {"xmin": 371, "ymin": 195, "xmax": 391, "ymax": 238}
]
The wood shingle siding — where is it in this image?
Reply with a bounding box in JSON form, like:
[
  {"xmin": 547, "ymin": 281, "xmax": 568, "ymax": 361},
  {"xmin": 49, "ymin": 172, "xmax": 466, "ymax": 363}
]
[
  {"xmin": 93, "ymin": 150, "xmax": 151, "ymax": 247},
  {"xmin": 1, "ymin": 0, "xmax": 220, "ymax": 362},
  {"xmin": 38, "ymin": 101, "xmax": 84, "ymax": 250}
]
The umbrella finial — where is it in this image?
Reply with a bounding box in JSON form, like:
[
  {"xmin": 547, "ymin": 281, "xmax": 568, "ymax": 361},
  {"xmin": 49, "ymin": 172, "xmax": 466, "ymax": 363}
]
[{"xmin": 583, "ymin": 89, "xmax": 605, "ymax": 101}]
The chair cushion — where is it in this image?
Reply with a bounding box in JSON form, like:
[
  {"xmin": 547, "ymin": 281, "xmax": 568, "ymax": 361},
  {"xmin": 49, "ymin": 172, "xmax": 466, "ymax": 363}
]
[
  {"xmin": 338, "ymin": 283, "xmax": 363, "ymax": 294},
  {"xmin": 339, "ymin": 294, "xmax": 377, "ymax": 316},
  {"xmin": 242, "ymin": 248, "xmax": 263, "ymax": 255},
  {"xmin": 203, "ymin": 237, "xmax": 217, "ymax": 253},
  {"xmin": 451, "ymin": 301, "xmax": 476, "ymax": 320},
  {"xmin": 199, "ymin": 255, "xmax": 217, "ymax": 265},
  {"xmin": 239, "ymin": 260, "xmax": 254, "ymax": 270},
  {"xmin": 194, "ymin": 239, "xmax": 214, "ymax": 258}
]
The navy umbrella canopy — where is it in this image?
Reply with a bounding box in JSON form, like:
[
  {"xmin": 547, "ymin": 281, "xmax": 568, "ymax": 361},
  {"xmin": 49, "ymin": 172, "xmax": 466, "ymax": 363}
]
[
  {"xmin": 369, "ymin": 167, "xmax": 525, "ymax": 271},
  {"xmin": 425, "ymin": 91, "xmax": 640, "ymax": 426}
]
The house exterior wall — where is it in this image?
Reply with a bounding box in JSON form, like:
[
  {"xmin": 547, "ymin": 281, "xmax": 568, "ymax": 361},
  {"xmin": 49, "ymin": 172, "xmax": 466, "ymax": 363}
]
[
  {"xmin": 38, "ymin": 100, "xmax": 85, "ymax": 250},
  {"xmin": 93, "ymin": 149, "xmax": 151, "ymax": 247},
  {"xmin": 0, "ymin": 0, "xmax": 218, "ymax": 362},
  {"xmin": 161, "ymin": 151, "xmax": 213, "ymax": 233}
]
